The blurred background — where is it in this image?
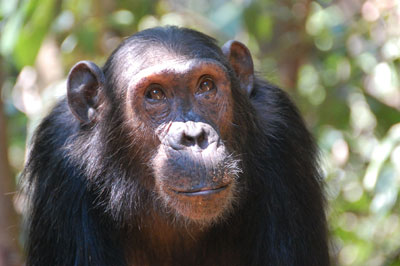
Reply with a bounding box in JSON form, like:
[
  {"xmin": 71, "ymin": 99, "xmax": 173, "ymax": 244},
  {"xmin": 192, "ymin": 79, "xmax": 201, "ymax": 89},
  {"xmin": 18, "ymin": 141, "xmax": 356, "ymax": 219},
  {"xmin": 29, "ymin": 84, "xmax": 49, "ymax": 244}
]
[{"xmin": 0, "ymin": 0, "xmax": 399, "ymax": 265}]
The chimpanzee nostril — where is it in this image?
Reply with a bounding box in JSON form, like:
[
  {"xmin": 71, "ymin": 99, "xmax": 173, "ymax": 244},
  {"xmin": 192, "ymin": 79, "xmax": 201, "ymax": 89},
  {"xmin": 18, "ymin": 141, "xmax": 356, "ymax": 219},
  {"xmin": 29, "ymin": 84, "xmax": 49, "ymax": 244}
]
[
  {"xmin": 197, "ymin": 132, "xmax": 206, "ymax": 148},
  {"xmin": 182, "ymin": 134, "xmax": 195, "ymax": 146},
  {"xmin": 181, "ymin": 126, "xmax": 207, "ymax": 148}
]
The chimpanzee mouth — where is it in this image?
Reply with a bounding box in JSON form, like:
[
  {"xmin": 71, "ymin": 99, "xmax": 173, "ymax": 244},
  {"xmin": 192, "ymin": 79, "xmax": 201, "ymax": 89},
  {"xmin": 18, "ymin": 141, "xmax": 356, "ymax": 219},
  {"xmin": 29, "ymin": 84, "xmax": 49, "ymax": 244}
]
[{"xmin": 168, "ymin": 184, "xmax": 230, "ymax": 197}]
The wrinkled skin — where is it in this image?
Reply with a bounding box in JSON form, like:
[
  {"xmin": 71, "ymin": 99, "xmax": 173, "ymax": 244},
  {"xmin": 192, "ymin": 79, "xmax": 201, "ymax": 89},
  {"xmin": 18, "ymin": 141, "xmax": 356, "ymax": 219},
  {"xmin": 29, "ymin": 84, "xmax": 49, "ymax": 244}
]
[{"xmin": 121, "ymin": 58, "xmax": 240, "ymax": 223}]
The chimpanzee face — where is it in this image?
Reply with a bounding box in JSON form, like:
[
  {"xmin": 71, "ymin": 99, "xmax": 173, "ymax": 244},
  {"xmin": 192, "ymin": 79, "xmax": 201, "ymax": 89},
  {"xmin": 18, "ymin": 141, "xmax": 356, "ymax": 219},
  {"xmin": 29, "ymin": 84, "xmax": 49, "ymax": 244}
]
[
  {"xmin": 120, "ymin": 54, "xmax": 238, "ymax": 223},
  {"xmin": 67, "ymin": 37, "xmax": 254, "ymax": 225}
]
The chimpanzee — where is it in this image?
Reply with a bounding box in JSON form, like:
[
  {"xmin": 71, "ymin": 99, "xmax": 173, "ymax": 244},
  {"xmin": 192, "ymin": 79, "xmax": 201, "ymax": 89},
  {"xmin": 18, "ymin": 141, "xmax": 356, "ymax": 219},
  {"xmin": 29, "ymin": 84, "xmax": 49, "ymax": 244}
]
[{"xmin": 22, "ymin": 26, "xmax": 330, "ymax": 266}]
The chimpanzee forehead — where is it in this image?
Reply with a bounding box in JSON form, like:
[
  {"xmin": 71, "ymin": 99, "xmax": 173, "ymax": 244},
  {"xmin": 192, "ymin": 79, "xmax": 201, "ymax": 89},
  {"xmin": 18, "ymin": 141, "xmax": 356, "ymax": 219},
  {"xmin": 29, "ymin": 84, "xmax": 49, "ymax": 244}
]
[
  {"xmin": 104, "ymin": 39, "xmax": 231, "ymax": 93},
  {"xmin": 127, "ymin": 58, "xmax": 229, "ymax": 82}
]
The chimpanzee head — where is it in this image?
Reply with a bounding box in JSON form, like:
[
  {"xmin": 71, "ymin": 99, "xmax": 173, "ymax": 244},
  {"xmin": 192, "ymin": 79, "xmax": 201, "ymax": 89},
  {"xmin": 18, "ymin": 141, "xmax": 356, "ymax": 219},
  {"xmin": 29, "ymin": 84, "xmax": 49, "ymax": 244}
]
[{"xmin": 66, "ymin": 26, "xmax": 255, "ymax": 225}]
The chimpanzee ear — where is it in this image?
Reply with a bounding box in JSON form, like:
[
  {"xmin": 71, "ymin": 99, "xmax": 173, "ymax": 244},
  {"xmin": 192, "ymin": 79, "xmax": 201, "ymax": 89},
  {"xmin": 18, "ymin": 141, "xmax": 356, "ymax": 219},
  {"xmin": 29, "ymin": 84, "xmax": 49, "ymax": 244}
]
[
  {"xmin": 67, "ymin": 61, "xmax": 105, "ymax": 124},
  {"xmin": 222, "ymin": 40, "xmax": 254, "ymax": 96}
]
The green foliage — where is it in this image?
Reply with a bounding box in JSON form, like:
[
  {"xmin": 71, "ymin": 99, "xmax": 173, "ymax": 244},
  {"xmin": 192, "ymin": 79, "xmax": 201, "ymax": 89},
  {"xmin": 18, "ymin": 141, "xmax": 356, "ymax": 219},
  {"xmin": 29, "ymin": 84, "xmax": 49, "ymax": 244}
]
[{"xmin": 1, "ymin": 0, "xmax": 57, "ymax": 68}]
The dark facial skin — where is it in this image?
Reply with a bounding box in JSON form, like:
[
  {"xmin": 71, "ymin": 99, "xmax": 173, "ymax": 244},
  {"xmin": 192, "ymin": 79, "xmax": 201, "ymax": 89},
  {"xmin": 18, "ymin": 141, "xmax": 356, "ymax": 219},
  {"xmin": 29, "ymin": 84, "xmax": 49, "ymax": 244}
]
[{"xmin": 124, "ymin": 57, "xmax": 239, "ymax": 223}]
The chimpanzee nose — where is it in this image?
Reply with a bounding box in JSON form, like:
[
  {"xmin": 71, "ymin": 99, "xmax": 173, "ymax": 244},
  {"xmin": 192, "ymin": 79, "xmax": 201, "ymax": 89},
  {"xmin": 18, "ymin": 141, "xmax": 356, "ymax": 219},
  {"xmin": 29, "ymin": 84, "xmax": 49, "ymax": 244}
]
[
  {"xmin": 181, "ymin": 122, "xmax": 207, "ymax": 148},
  {"xmin": 164, "ymin": 121, "xmax": 219, "ymax": 150}
]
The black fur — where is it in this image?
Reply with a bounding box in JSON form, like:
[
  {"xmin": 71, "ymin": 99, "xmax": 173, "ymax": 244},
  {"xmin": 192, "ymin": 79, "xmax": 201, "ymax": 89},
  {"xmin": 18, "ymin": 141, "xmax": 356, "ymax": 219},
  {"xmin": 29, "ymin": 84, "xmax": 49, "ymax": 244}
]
[{"xmin": 22, "ymin": 26, "xmax": 329, "ymax": 266}]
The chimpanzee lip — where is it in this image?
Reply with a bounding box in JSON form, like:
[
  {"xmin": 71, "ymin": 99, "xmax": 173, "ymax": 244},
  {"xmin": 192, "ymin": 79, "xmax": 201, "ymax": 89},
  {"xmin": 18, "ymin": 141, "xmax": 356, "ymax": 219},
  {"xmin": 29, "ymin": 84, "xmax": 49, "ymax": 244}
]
[{"xmin": 169, "ymin": 184, "xmax": 229, "ymax": 196}]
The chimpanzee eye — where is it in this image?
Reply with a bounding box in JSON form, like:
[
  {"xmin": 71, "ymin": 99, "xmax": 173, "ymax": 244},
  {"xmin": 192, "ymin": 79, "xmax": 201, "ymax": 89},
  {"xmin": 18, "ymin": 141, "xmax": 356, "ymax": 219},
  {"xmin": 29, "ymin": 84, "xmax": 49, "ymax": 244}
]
[
  {"xmin": 197, "ymin": 77, "xmax": 215, "ymax": 94},
  {"xmin": 146, "ymin": 85, "xmax": 166, "ymax": 101}
]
